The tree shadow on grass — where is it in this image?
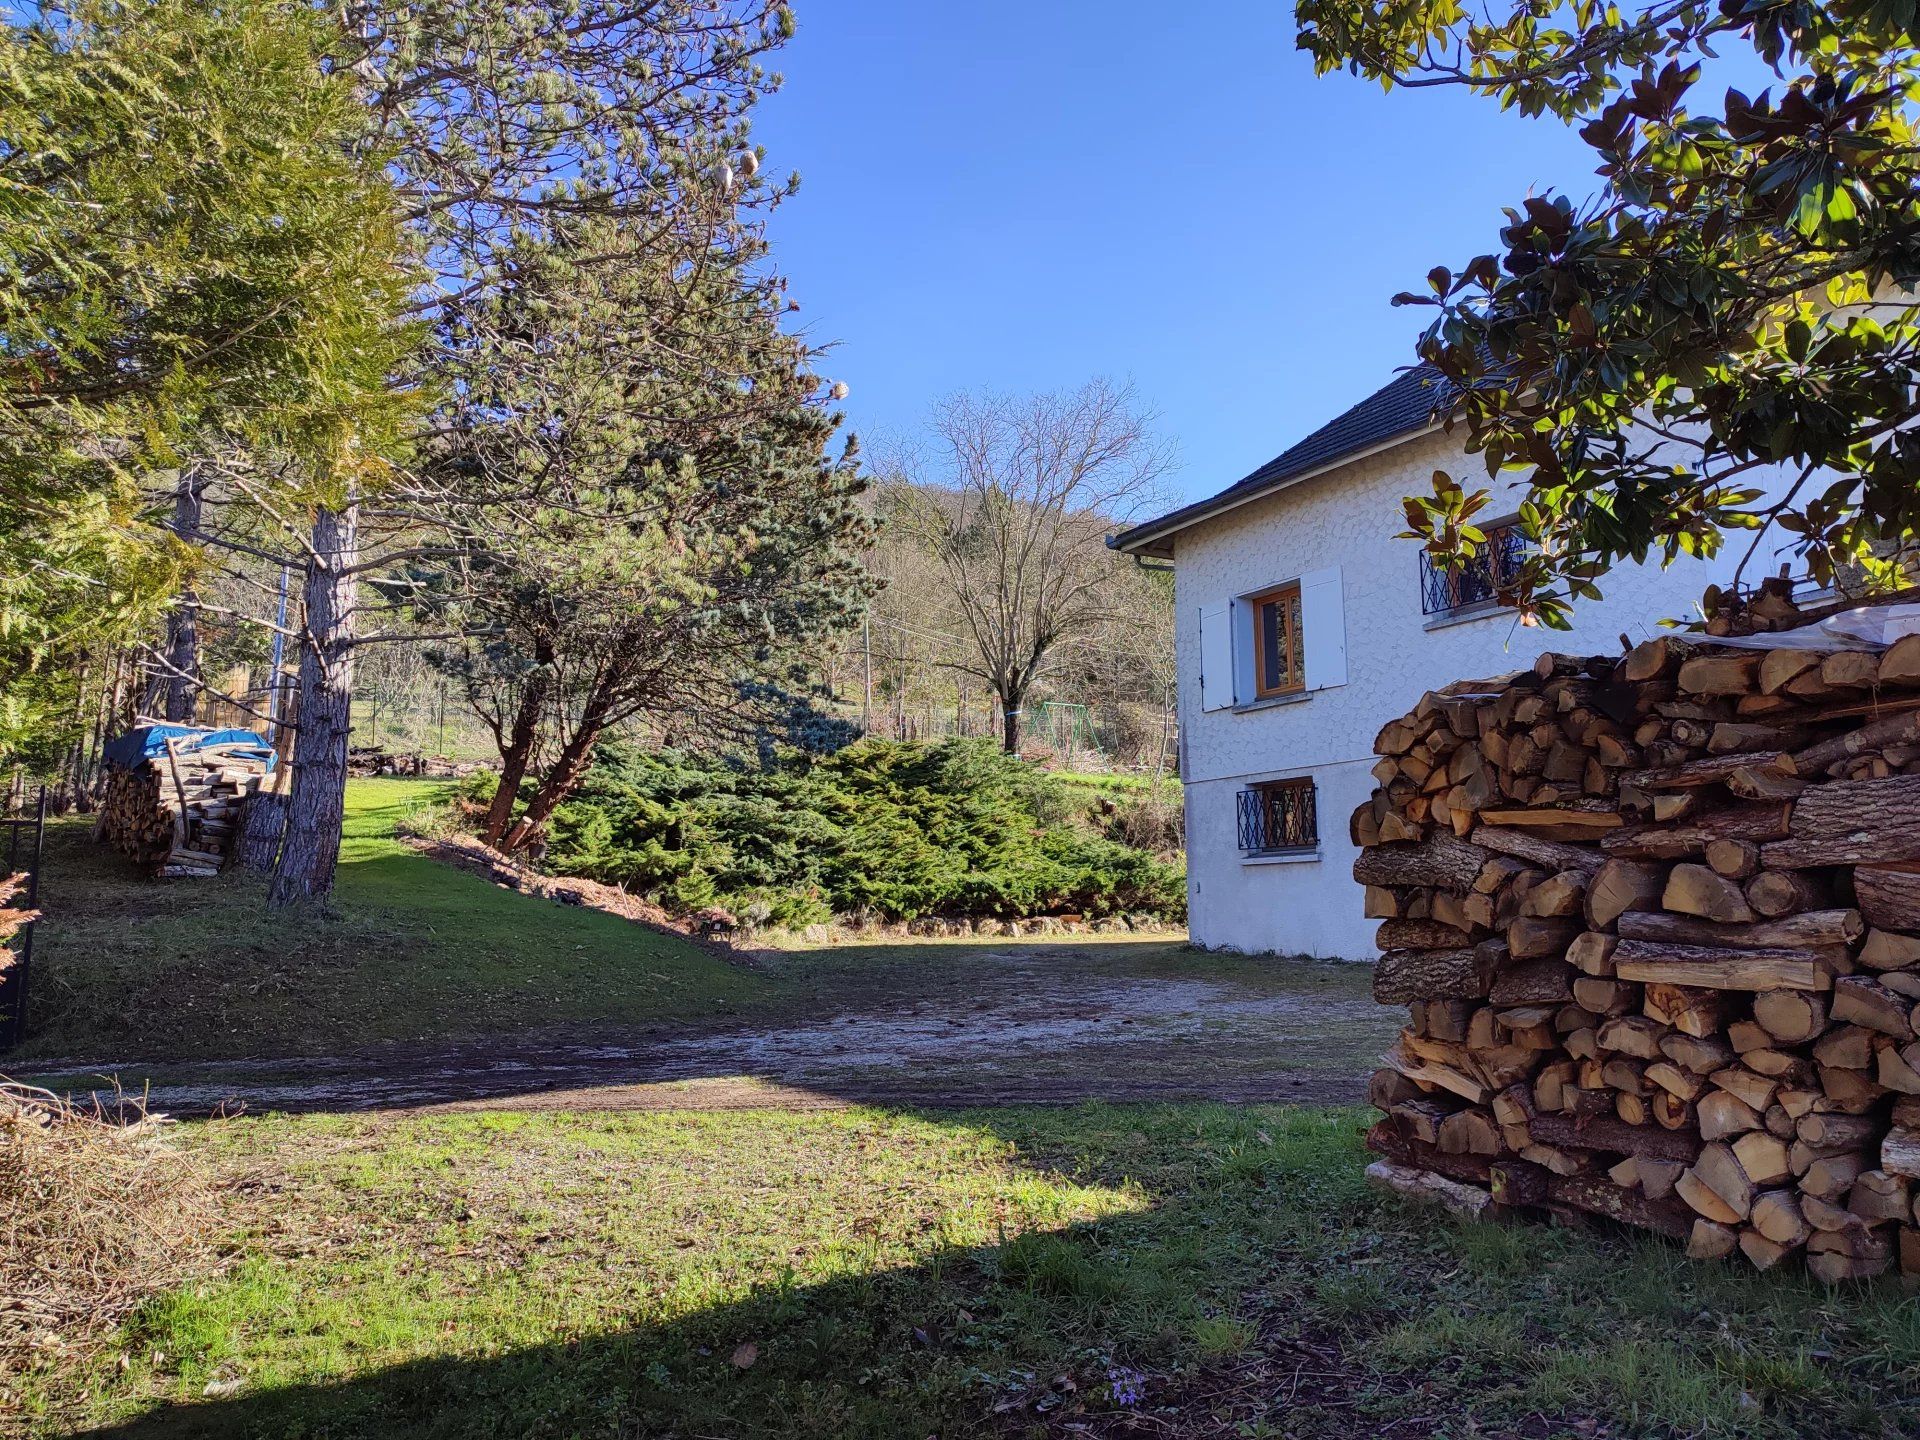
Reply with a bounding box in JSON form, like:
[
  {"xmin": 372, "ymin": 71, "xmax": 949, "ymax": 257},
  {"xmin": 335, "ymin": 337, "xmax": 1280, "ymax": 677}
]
[{"xmin": 47, "ymin": 1104, "xmax": 1920, "ymax": 1440}]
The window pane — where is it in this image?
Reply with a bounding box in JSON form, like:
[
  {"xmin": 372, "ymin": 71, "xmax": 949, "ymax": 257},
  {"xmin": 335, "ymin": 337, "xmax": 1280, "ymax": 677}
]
[
  {"xmin": 1285, "ymin": 592, "xmax": 1304, "ymax": 688},
  {"xmin": 1259, "ymin": 601, "xmax": 1282, "ymax": 692}
]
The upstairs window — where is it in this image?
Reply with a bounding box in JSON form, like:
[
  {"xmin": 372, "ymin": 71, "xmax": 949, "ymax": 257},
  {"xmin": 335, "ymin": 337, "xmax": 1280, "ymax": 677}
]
[
  {"xmin": 1236, "ymin": 777, "xmax": 1318, "ymax": 854},
  {"xmin": 1249, "ymin": 582, "xmax": 1304, "ymax": 697},
  {"xmin": 1196, "ymin": 567, "xmax": 1345, "ymax": 713},
  {"xmin": 1421, "ymin": 520, "xmax": 1528, "ymax": 615}
]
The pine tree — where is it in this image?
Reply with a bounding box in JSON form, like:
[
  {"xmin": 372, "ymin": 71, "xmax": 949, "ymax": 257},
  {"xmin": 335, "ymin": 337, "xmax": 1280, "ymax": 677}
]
[
  {"xmin": 263, "ymin": 0, "xmax": 802, "ymax": 903},
  {"xmin": 422, "ymin": 222, "xmax": 870, "ymax": 852},
  {"xmin": 0, "ymin": 0, "xmax": 416, "ymax": 770}
]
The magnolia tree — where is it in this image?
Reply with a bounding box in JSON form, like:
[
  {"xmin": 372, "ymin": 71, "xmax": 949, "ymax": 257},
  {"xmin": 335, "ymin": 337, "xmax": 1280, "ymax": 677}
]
[{"xmin": 1297, "ymin": 0, "xmax": 1920, "ymax": 627}]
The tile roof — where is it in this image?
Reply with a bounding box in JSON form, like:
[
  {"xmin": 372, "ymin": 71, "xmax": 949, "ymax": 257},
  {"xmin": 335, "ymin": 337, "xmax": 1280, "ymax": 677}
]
[{"xmin": 1110, "ymin": 363, "xmax": 1457, "ymax": 557}]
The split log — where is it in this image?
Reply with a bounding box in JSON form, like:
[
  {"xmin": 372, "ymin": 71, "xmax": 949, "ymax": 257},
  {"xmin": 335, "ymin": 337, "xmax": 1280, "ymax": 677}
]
[
  {"xmin": 1662, "ymin": 864, "xmax": 1756, "ymax": 923},
  {"xmin": 1847, "ymin": 1170, "xmax": 1911, "ymax": 1223},
  {"xmin": 1704, "ymin": 839, "xmax": 1761, "ymax": 879},
  {"xmin": 1764, "ymin": 775, "xmax": 1920, "ymax": 869},
  {"xmin": 1586, "ymin": 859, "xmax": 1666, "ymax": 930},
  {"xmin": 1751, "ymin": 1189, "xmax": 1811, "ymax": 1246},
  {"xmin": 1861, "ymin": 929, "xmax": 1920, "ymax": 971},
  {"xmin": 1354, "ymin": 833, "xmax": 1498, "ymax": 892},
  {"xmin": 1506, "ymin": 918, "xmax": 1582, "ymax": 962},
  {"xmin": 1613, "ymin": 939, "xmax": 1837, "ymax": 992},
  {"xmin": 1734, "ymin": 1131, "xmax": 1791, "ymax": 1186},
  {"xmin": 1854, "ymin": 867, "xmax": 1920, "ymax": 933},
  {"xmin": 1603, "ymin": 804, "xmax": 1793, "ymax": 861},
  {"xmin": 1643, "ymin": 983, "xmax": 1725, "ymax": 1038},
  {"xmin": 1374, "ymin": 947, "xmax": 1499, "ymax": 1004},
  {"xmin": 1365, "ymin": 1161, "xmax": 1493, "ymax": 1219},
  {"xmin": 1745, "ymin": 871, "xmax": 1832, "ymax": 919},
  {"xmin": 1377, "ymin": 919, "xmax": 1475, "ymax": 950},
  {"xmin": 1831, "ymin": 975, "xmax": 1915, "ymax": 1041},
  {"xmin": 1678, "ymin": 654, "xmax": 1760, "ymax": 697},
  {"xmin": 1881, "ymin": 1126, "xmax": 1920, "ymax": 1179},
  {"xmin": 1616, "ymin": 909, "xmax": 1862, "ymax": 952},
  {"xmin": 1568, "ymin": 931, "xmax": 1619, "ymax": 975},
  {"xmin": 1687, "ymin": 1217, "xmax": 1739, "ymax": 1258},
  {"xmin": 1527, "ymin": 1111, "xmax": 1700, "ymax": 1163},
  {"xmin": 1471, "ymin": 824, "xmax": 1606, "ymax": 876},
  {"xmin": 1752, "ymin": 990, "xmax": 1829, "ymax": 1045}
]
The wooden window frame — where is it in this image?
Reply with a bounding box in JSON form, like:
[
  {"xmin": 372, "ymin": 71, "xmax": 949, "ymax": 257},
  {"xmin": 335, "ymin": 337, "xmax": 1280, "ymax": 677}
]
[{"xmin": 1248, "ymin": 582, "xmax": 1305, "ymax": 698}]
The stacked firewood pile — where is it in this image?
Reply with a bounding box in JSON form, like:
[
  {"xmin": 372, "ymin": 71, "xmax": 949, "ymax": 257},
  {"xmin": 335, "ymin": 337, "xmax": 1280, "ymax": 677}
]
[
  {"xmin": 1361, "ymin": 605, "xmax": 1920, "ymax": 1282},
  {"xmin": 346, "ymin": 745, "xmax": 481, "ymax": 779},
  {"xmin": 98, "ymin": 740, "xmax": 273, "ymax": 877}
]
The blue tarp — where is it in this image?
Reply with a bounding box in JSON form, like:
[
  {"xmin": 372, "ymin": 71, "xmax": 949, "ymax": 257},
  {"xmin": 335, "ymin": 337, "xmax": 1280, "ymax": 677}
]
[{"xmin": 102, "ymin": 725, "xmax": 277, "ymax": 772}]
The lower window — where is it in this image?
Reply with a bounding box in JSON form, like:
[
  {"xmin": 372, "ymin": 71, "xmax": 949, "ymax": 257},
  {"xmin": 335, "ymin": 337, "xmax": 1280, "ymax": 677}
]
[{"xmin": 1236, "ymin": 777, "xmax": 1318, "ymax": 854}]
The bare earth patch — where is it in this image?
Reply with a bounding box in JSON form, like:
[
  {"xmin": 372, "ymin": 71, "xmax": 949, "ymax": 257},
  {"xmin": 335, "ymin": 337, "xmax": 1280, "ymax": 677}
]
[{"xmin": 29, "ymin": 943, "xmax": 1390, "ymax": 1116}]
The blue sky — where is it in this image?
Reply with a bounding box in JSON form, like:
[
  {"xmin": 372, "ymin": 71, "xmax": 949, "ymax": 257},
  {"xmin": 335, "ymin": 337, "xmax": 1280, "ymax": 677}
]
[{"xmin": 753, "ymin": 2, "xmax": 1619, "ymax": 509}]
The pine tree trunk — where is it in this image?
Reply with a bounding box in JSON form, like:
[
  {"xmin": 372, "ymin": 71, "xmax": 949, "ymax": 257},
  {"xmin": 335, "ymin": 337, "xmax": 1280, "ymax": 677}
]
[
  {"xmin": 483, "ymin": 640, "xmax": 551, "ymax": 846},
  {"xmin": 237, "ymin": 791, "xmax": 289, "ymax": 873},
  {"xmin": 161, "ymin": 474, "xmax": 205, "ymax": 722},
  {"xmin": 269, "ymin": 502, "xmax": 358, "ymax": 907},
  {"xmin": 500, "ymin": 692, "xmax": 611, "ymax": 853}
]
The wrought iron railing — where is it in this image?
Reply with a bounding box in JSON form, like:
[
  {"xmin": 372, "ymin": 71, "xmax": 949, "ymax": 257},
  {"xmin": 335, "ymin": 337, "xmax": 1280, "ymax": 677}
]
[
  {"xmin": 1420, "ymin": 524, "xmax": 1529, "ymax": 615},
  {"xmin": 1236, "ymin": 781, "xmax": 1318, "ymax": 853}
]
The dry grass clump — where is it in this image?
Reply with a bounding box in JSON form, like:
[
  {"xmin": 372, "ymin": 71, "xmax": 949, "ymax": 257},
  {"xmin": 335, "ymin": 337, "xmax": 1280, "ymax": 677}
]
[{"xmin": 0, "ymin": 1082, "xmax": 215, "ymax": 1405}]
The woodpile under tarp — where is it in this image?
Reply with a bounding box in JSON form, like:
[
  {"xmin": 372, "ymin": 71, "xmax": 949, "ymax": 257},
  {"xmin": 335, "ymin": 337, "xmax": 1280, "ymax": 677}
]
[
  {"xmin": 96, "ymin": 729, "xmax": 276, "ymax": 878},
  {"xmin": 1360, "ymin": 589, "xmax": 1920, "ymax": 1282}
]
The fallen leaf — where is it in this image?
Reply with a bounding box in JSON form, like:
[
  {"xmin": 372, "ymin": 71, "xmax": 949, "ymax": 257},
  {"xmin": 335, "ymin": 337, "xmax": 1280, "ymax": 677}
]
[{"xmin": 730, "ymin": 1342, "xmax": 758, "ymax": 1370}]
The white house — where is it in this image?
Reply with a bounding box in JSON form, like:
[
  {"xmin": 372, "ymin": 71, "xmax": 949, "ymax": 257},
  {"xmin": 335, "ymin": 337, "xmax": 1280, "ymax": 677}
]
[{"xmin": 1110, "ymin": 365, "xmax": 1779, "ymax": 961}]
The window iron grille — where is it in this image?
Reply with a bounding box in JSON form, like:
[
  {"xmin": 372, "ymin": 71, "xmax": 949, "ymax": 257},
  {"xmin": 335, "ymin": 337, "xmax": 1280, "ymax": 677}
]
[
  {"xmin": 1420, "ymin": 524, "xmax": 1529, "ymax": 615},
  {"xmin": 1236, "ymin": 781, "xmax": 1317, "ymax": 853}
]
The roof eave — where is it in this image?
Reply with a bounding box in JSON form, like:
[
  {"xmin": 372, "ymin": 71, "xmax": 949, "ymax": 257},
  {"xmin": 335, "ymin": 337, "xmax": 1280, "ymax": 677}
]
[{"xmin": 1107, "ymin": 419, "xmax": 1438, "ymax": 562}]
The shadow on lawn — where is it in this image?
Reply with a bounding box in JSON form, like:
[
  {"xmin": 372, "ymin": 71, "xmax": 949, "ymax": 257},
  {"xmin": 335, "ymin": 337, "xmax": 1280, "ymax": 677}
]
[
  {"xmin": 51, "ymin": 1105, "xmax": 1391, "ymax": 1440},
  {"xmin": 55, "ymin": 1103, "xmax": 1920, "ymax": 1440}
]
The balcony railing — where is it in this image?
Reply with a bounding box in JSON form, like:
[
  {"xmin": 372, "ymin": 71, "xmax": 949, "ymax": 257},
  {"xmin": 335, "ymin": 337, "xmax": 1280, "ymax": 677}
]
[
  {"xmin": 1236, "ymin": 781, "xmax": 1318, "ymax": 854},
  {"xmin": 1420, "ymin": 524, "xmax": 1528, "ymax": 615}
]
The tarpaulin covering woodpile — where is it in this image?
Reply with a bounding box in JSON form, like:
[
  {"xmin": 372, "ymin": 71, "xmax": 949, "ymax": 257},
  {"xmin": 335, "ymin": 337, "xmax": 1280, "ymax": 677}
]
[{"xmin": 96, "ymin": 727, "xmax": 275, "ymax": 878}]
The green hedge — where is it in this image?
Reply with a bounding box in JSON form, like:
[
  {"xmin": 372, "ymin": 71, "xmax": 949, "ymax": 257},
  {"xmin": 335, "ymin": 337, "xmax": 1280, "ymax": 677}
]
[{"xmin": 474, "ymin": 739, "xmax": 1185, "ymax": 929}]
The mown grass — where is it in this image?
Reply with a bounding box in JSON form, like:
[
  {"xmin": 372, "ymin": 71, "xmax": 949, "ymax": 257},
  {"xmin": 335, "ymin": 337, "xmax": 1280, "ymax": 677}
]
[
  {"xmin": 21, "ymin": 1102, "xmax": 1920, "ymax": 1439},
  {"xmin": 18, "ymin": 780, "xmax": 770, "ymax": 1062},
  {"xmin": 1051, "ymin": 770, "xmax": 1182, "ymax": 796}
]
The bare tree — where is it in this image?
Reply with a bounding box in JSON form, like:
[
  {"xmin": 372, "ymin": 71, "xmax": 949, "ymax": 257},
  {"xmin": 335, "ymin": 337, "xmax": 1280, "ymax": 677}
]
[{"xmin": 905, "ymin": 380, "xmax": 1173, "ymax": 753}]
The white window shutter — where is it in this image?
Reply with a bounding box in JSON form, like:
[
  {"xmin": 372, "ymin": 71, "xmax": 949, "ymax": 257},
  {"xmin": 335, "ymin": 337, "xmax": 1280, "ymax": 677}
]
[
  {"xmin": 1299, "ymin": 566, "xmax": 1347, "ymax": 691},
  {"xmin": 1198, "ymin": 604, "xmax": 1234, "ymax": 711}
]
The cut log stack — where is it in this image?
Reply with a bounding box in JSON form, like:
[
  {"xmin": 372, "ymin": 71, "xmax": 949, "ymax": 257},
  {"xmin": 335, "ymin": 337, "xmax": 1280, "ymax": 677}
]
[
  {"xmin": 97, "ymin": 738, "xmax": 274, "ymax": 878},
  {"xmin": 1360, "ymin": 597, "xmax": 1920, "ymax": 1283}
]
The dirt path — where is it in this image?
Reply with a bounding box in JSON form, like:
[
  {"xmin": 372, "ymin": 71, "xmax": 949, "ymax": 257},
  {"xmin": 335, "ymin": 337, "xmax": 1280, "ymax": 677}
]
[{"xmin": 28, "ymin": 945, "xmax": 1390, "ymax": 1116}]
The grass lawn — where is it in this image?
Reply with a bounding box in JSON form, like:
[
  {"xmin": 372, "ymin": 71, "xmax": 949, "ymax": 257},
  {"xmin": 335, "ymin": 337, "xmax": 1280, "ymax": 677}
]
[
  {"xmin": 21, "ymin": 1102, "xmax": 1920, "ymax": 1439},
  {"xmin": 1052, "ymin": 770, "xmax": 1181, "ymax": 798},
  {"xmin": 18, "ymin": 780, "xmax": 771, "ymax": 1062}
]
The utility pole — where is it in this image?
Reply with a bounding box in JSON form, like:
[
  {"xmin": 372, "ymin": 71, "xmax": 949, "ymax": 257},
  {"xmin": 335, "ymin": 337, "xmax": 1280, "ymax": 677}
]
[{"xmin": 266, "ymin": 564, "xmax": 291, "ymax": 747}]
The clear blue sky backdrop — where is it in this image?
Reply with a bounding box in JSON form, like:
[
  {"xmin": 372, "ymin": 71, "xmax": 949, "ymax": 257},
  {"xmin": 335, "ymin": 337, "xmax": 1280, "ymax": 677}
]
[{"xmin": 753, "ymin": 3, "xmax": 1671, "ymax": 509}]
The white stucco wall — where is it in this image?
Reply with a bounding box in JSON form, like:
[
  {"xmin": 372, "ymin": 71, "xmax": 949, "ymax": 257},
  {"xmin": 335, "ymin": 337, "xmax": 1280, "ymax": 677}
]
[{"xmin": 1171, "ymin": 425, "xmax": 1784, "ymax": 960}]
